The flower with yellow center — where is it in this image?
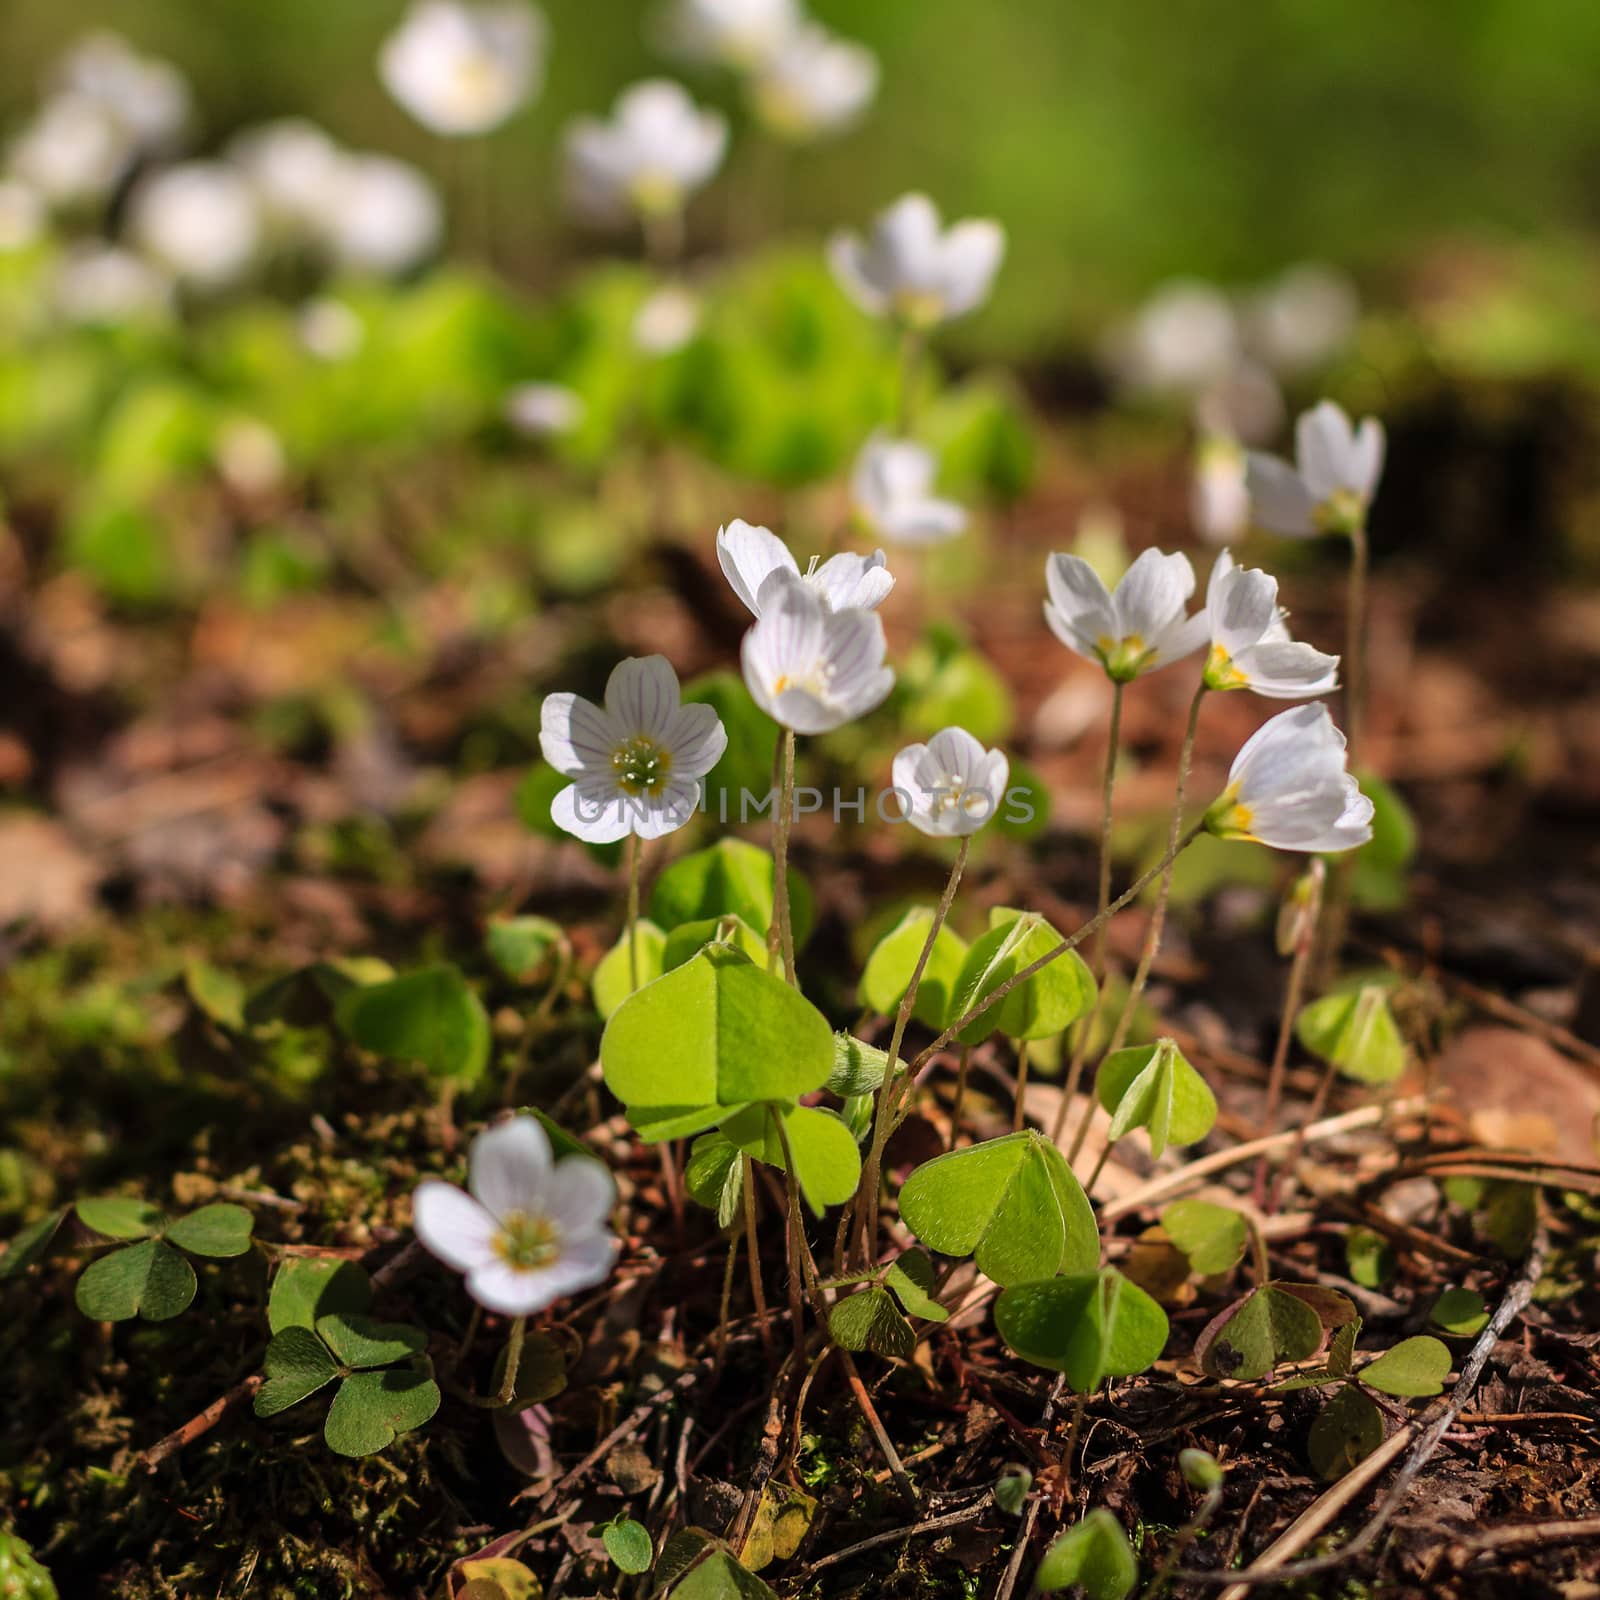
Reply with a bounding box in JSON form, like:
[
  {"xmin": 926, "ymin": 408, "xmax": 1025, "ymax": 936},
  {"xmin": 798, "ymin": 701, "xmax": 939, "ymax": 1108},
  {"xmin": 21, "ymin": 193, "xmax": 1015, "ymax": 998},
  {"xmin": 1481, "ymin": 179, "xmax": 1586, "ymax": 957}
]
[
  {"xmin": 1043, "ymin": 546, "xmax": 1207, "ymax": 684},
  {"xmin": 893, "ymin": 727, "xmax": 1010, "ymax": 838},
  {"xmin": 379, "ymin": 1, "xmax": 545, "ymax": 138},
  {"xmin": 749, "ymin": 24, "xmax": 878, "ymax": 142},
  {"xmin": 1246, "ymin": 399, "xmax": 1384, "ymax": 539},
  {"xmin": 1198, "ymin": 551, "xmax": 1339, "ymax": 700}
]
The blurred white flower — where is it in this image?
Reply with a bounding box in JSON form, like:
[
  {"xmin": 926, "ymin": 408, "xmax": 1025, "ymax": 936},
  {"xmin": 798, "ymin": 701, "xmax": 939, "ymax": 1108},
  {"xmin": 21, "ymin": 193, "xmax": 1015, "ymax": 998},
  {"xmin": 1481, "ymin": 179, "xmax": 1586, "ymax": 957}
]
[
  {"xmin": 716, "ymin": 520, "xmax": 893, "ymax": 616},
  {"xmin": 829, "ymin": 193, "xmax": 1004, "ymax": 328},
  {"xmin": 215, "ymin": 417, "xmax": 288, "ymax": 496},
  {"xmin": 317, "ymin": 154, "xmax": 442, "ymax": 275},
  {"xmin": 563, "ymin": 80, "xmax": 727, "ymax": 227},
  {"xmin": 505, "ymin": 382, "xmax": 585, "ymax": 437},
  {"xmin": 1102, "ymin": 280, "xmax": 1240, "ymax": 397},
  {"xmin": 379, "ymin": 0, "xmax": 546, "ymax": 136},
  {"xmin": 1044, "ymin": 546, "xmax": 1207, "ymax": 683},
  {"xmin": 129, "ymin": 162, "xmax": 263, "ymax": 290},
  {"xmin": 892, "ymin": 726, "xmax": 1009, "ymax": 838},
  {"xmin": 1190, "ymin": 434, "xmax": 1251, "ymax": 544},
  {"xmin": 1205, "ymin": 702, "xmax": 1372, "ymax": 853},
  {"xmin": 0, "ymin": 181, "xmax": 46, "ymax": 252},
  {"xmin": 1200, "ymin": 551, "xmax": 1339, "ymax": 700},
  {"xmin": 1244, "ymin": 263, "xmax": 1358, "ymax": 377},
  {"xmin": 740, "ymin": 571, "xmax": 893, "ymax": 733},
  {"xmin": 1192, "ymin": 359, "xmax": 1284, "ymax": 447},
  {"xmin": 8, "ymin": 93, "xmax": 132, "ymax": 208},
  {"xmin": 53, "ymin": 244, "xmax": 172, "ymax": 324},
  {"xmin": 661, "ymin": 0, "xmax": 800, "ymax": 68},
  {"xmin": 298, "ymin": 297, "xmax": 366, "ymax": 360},
  {"xmin": 1246, "ymin": 399, "xmax": 1385, "ymax": 538},
  {"xmin": 632, "ymin": 283, "xmax": 701, "ymax": 354},
  {"xmin": 748, "ymin": 23, "xmax": 877, "ymax": 141},
  {"xmin": 53, "ymin": 31, "xmax": 190, "ymax": 152},
  {"xmin": 229, "ymin": 119, "xmax": 347, "ymax": 235},
  {"xmin": 413, "ymin": 1116, "xmax": 618, "ymax": 1316},
  {"xmin": 849, "ymin": 434, "xmax": 966, "ymax": 546},
  {"xmin": 540, "ymin": 655, "xmax": 727, "ymax": 843}
]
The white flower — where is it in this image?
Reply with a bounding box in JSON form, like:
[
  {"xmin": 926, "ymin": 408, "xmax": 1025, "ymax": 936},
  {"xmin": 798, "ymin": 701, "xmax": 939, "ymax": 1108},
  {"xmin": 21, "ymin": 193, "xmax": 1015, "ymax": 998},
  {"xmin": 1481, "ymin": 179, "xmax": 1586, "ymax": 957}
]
[
  {"xmin": 215, "ymin": 418, "xmax": 287, "ymax": 497},
  {"xmin": 563, "ymin": 80, "xmax": 727, "ymax": 227},
  {"xmin": 412, "ymin": 1116, "xmax": 618, "ymax": 1316},
  {"xmin": 740, "ymin": 572, "xmax": 894, "ymax": 734},
  {"xmin": 53, "ymin": 32, "xmax": 190, "ymax": 152},
  {"xmin": 1101, "ymin": 280, "xmax": 1240, "ymax": 396},
  {"xmin": 1206, "ymin": 702, "xmax": 1373, "ymax": 854},
  {"xmin": 53, "ymin": 245, "xmax": 171, "ymax": 325},
  {"xmin": 298, "ymin": 297, "xmax": 366, "ymax": 360},
  {"xmin": 829, "ymin": 193, "xmax": 1004, "ymax": 328},
  {"xmin": 229, "ymin": 119, "xmax": 347, "ymax": 235},
  {"xmin": 0, "ymin": 181, "xmax": 45, "ymax": 252},
  {"xmin": 505, "ymin": 382, "xmax": 585, "ymax": 437},
  {"xmin": 748, "ymin": 24, "xmax": 878, "ymax": 141},
  {"xmin": 1246, "ymin": 400, "xmax": 1385, "ymax": 538},
  {"xmin": 1243, "ymin": 263, "xmax": 1358, "ymax": 377},
  {"xmin": 892, "ymin": 727, "xmax": 1009, "ymax": 838},
  {"xmin": 316, "ymin": 154, "xmax": 442, "ymax": 275},
  {"xmin": 540, "ymin": 655, "xmax": 727, "ymax": 843},
  {"xmin": 1192, "ymin": 360, "xmax": 1284, "ymax": 447},
  {"xmin": 661, "ymin": 0, "xmax": 800, "ymax": 68},
  {"xmin": 379, "ymin": 0, "xmax": 545, "ymax": 136},
  {"xmin": 8, "ymin": 93, "xmax": 132, "ymax": 208},
  {"xmin": 1191, "ymin": 435, "xmax": 1251, "ymax": 544},
  {"xmin": 1199, "ymin": 551, "xmax": 1338, "ymax": 700},
  {"xmin": 716, "ymin": 520, "xmax": 893, "ymax": 617},
  {"xmin": 849, "ymin": 434, "xmax": 966, "ymax": 546},
  {"xmin": 128, "ymin": 162, "xmax": 263, "ymax": 290},
  {"xmin": 1044, "ymin": 546, "xmax": 1207, "ymax": 683},
  {"xmin": 633, "ymin": 284, "xmax": 701, "ymax": 354}
]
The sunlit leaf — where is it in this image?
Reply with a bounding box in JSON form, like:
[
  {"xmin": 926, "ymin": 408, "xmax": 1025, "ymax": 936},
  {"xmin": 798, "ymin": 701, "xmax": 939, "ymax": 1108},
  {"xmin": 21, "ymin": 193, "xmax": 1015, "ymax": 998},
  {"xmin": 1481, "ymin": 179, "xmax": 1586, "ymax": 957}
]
[
  {"xmin": 164, "ymin": 1202, "xmax": 254, "ymax": 1259},
  {"xmin": 860, "ymin": 907, "xmax": 970, "ymax": 1027},
  {"xmin": 337, "ymin": 964, "xmax": 491, "ymax": 1084},
  {"xmin": 593, "ymin": 920, "xmax": 667, "ymax": 1020},
  {"xmin": 1160, "ymin": 1199, "xmax": 1247, "ymax": 1276},
  {"xmin": 76, "ymin": 1239, "xmax": 195, "ymax": 1322},
  {"xmin": 1034, "ymin": 1509, "xmax": 1138, "ymax": 1598},
  {"xmin": 721, "ymin": 1103, "xmax": 862, "ymax": 1215},
  {"xmin": 323, "ymin": 1366, "xmax": 440, "ymax": 1457},
  {"xmin": 1359, "ymin": 1335, "xmax": 1451, "ymax": 1397},
  {"xmin": 1098, "ymin": 1038, "xmax": 1217, "ymax": 1157},
  {"xmin": 1295, "ymin": 979, "xmax": 1407, "ymax": 1085},
  {"xmin": 950, "ymin": 909, "xmax": 1095, "ymax": 1045},
  {"xmin": 995, "ymin": 1268, "xmax": 1169, "ymax": 1390}
]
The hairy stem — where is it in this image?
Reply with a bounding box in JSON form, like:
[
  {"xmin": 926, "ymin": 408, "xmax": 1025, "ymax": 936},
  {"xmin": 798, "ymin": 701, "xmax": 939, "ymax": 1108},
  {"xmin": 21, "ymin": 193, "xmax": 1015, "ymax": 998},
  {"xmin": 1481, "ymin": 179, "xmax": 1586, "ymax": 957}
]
[
  {"xmin": 769, "ymin": 729, "xmax": 798, "ymax": 984},
  {"xmin": 742, "ymin": 1156, "xmax": 775, "ymax": 1361},
  {"xmin": 626, "ymin": 832, "xmax": 642, "ymax": 995}
]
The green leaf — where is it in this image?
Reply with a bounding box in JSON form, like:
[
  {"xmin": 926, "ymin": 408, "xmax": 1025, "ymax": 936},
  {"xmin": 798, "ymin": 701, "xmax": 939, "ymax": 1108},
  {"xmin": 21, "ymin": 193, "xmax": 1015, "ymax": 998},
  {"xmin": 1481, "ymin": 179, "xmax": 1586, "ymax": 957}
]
[
  {"xmin": 486, "ymin": 915, "xmax": 565, "ymax": 982},
  {"xmin": 75, "ymin": 1239, "xmax": 196, "ymax": 1322},
  {"xmin": 662, "ymin": 915, "xmax": 769, "ymax": 973},
  {"xmin": 1359, "ymin": 1335, "xmax": 1452, "ymax": 1397},
  {"xmin": 1034, "ymin": 1509, "xmax": 1138, "ymax": 1599},
  {"xmin": 1348, "ymin": 772, "xmax": 1417, "ymax": 911},
  {"xmin": 993, "ymin": 1466, "xmax": 1033, "ymax": 1515},
  {"xmin": 1098, "ymin": 1039, "xmax": 1218, "ymax": 1158},
  {"xmin": 828, "ymin": 1286, "xmax": 914, "ymax": 1359},
  {"xmin": 243, "ymin": 958, "xmax": 394, "ymax": 1028},
  {"xmin": 1180, "ymin": 1448, "xmax": 1224, "ymax": 1491},
  {"xmin": 600, "ymin": 945, "xmax": 833, "ymax": 1131},
  {"xmin": 323, "ymin": 1367, "xmax": 441, "ymax": 1456},
  {"xmin": 950, "ymin": 909, "xmax": 1096, "ymax": 1044},
  {"xmin": 1430, "ymin": 1287, "xmax": 1489, "ymax": 1337},
  {"xmin": 721, "ymin": 1104, "xmax": 862, "ymax": 1214},
  {"xmin": 1327, "ymin": 1317, "xmax": 1361, "ymax": 1378},
  {"xmin": 268, "ymin": 1258, "xmax": 374, "ymax": 1334},
  {"xmin": 898, "ymin": 1130, "xmax": 1098, "ymax": 1287},
  {"xmin": 1160, "ymin": 1199, "xmax": 1248, "ymax": 1276},
  {"xmin": 184, "ymin": 960, "xmax": 247, "ymax": 1030},
  {"xmin": 633, "ymin": 1103, "xmax": 743, "ymax": 1142},
  {"xmin": 603, "ymin": 1518, "xmax": 655, "ymax": 1575},
  {"xmin": 593, "ymin": 920, "xmax": 667, "ymax": 1020},
  {"xmin": 667, "ymin": 1548, "xmax": 778, "ymax": 1600},
  {"xmin": 1344, "ymin": 1225, "xmax": 1395, "ymax": 1289},
  {"xmin": 337, "ymin": 964, "xmax": 491, "ymax": 1084},
  {"xmin": 164, "ymin": 1202, "xmax": 254, "ymax": 1259},
  {"xmin": 75, "ymin": 1197, "xmax": 163, "ymax": 1240},
  {"xmin": 1295, "ymin": 981, "xmax": 1407, "ymax": 1085},
  {"xmin": 1194, "ymin": 1283, "xmax": 1326, "ymax": 1381},
  {"xmin": 0, "ymin": 1207, "xmax": 69, "ymax": 1279},
  {"xmin": 650, "ymin": 838, "xmax": 812, "ymax": 949},
  {"xmin": 315, "ymin": 1314, "xmax": 428, "ymax": 1370},
  {"xmin": 1308, "ymin": 1384, "xmax": 1386, "ymax": 1480},
  {"xmin": 254, "ymin": 1325, "xmax": 341, "ymax": 1416},
  {"xmin": 885, "ymin": 1249, "xmax": 947, "ymax": 1322},
  {"xmin": 685, "ymin": 1134, "xmax": 744, "ymax": 1228},
  {"xmin": 994, "ymin": 1269, "xmax": 1169, "ymax": 1390},
  {"xmin": 859, "ymin": 908, "xmax": 970, "ymax": 1028},
  {"xmin": 827, "ymin": 1032, "xmax": 890, "ymax": 1097}
]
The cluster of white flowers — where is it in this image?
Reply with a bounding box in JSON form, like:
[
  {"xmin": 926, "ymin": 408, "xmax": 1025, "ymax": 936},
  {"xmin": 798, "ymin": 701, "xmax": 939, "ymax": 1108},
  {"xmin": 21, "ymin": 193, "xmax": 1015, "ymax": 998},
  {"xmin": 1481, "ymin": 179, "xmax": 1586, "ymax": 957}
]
[{"xmin": 380, "ymin": 0, "xmax": 546, "ymax": 137}]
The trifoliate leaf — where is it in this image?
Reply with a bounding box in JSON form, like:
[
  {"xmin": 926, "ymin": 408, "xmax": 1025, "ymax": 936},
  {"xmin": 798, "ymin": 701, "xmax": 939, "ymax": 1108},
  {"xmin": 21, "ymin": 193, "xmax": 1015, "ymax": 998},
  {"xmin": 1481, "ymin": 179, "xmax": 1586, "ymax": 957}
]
[
  {"xmin": 1194, "ymin": 1283, "xmax": 1325, "ymax": 1381},
  {"xmin": 1308, "ymin": 1384, "xmax": 1385, "ymax": 1480},
  {"xmin": 1034, "ymin": 1509, "xmax": 1138, "ymax": 1598},
  {"xmin": 315, "ymin": 1314, "xmax": 427, "ymax": 1370},
  {"xmin": 994, "ymin": 1268, "xmax": 1169, "ymax": 1391},
  {"xmin": 897, "ymin": 1130, "xmax": 1098, "ymax": 1287},
  {"xmin": 950, "ymin": 910, "xmax": 1096, "ymax": 1044},
  {"xmin": 860, "ymin": 907, "xmax": 970, "ymax": 1028},
  {"xmin": 75, "ymin": 1197, "xmax": 163, "ymax": 1240},
  {"xmin": 323, "ymin": 1367, "xmax": 440, "ymax": 1457},
  {"xmin": 267, "ymin": 1258, "xmax": 374, "ymax": 1334},
  {"xmin": 828, "ymin": 1287, "xmax": 914, "ymax": 1359},
  {"xmin": 1098, "ymin": 1039, "xmax": 1218, "ymax": 1158},
  {"xmin": 1430, "ymin": 1287, "xmax": 1489, "ymax": 1337},
  {"xmin": 1295, "ymin": 981, "xmax": 1407, "ymax": 1085},
  {"xmin": 486, "ymin": 915, "xmax": 564, "ymax": 982},
  {"xmin": 336, "ymin": 964, "xmax": 490, "ymax": 1085},
  {"xmin": 603, "ymin": 1518, "xmax": 654, "ymax": 1575},
  {"xmin": 164, "ymin": 1202, "xmax": 254, "ymax": 1259},
  {"xmin": 649, "ymin": 837, "xmax": 812, "ymax": 949},
  {"xmin": 826, "ymin": 1032, "xmax": 890, "ymax": 1097},
  {"xmin": 1160, "ymin": 1199, "xmax": 1248, "ymax": 1276},
  {"xmin": 254, "ymin": 1325, "xmax": 341, "ymax": 1416},
  {"xmin": 738, "ymin": 1483, "xmax": 816, "ymax": 1572},
  {"xmin": 885, "ymin": 1249, "xmax": 947, "ymax": 1322},
  {"xmin": 593, "ymin": 919, "xmax": 667, "ymax": 1020},
  {"xmin": 720, "ymin": 1103, "xmax": 862, "ymax": 1215},
  {"xmin": 667, "ymin": 1548, "xmax": 779, "ymax": 1599},
  {"xmin": 1358, "ymin": 1335, "xmax": 1452, "ymax": 1397},
  {"xmin": 76, "ymin": 1239, "xmax": 196, "ymax": 1322},
  {"xmin": 1344, "ymin": 1225, "xmax": 1395, "ymax": 1289}
]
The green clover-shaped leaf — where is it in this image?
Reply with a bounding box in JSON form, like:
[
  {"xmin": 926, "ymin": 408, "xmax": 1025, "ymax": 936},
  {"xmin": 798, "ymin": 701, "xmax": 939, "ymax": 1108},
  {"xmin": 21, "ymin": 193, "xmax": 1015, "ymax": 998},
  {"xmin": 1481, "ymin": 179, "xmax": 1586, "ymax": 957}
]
[
  {"xmin": 1098, "ymin": 1039, "xmax": 1217, "ymax": 1158},
  {"xmin": 1195, "ymin": 1283, "xmax": 1329, "ymax": 1382},
  {"xmin": 268, "ymin": 1258, "xmax": 374, "ymax": 1334},
  {"xmin": 603, "ymin": 1517, "xmax": 655, "ymax": 1575},
  {"xmin": 337, "ymin": 964, "xmax": 491, "ymax": 1085},
  {"xmin": 950, "ymin": 909, "xmax": 1096, "ymax": 1045},
  {"xmin": 721, "ymin": 1104, "xmax": 862, "ymax": 1215},
  {"xmin": 1160, "ymin": 1199, "xmax": 1247, "ymax": 1276},
  {"xmin": 827, "ymin": 1032, "xmax": 889, "ymax": 1097},
  {"xmin": 1034, "ymin": 1509, "xmax": 1138, "ymax": 1598},
  {"xmin": 860, "ymin": 907, "xmax": 970, "ymax": 1028},
  {"xmin": 164, "ymin": 1202, "xmax": 254, "ymax": 1258},
  {"xmin": 1358, "ymin": 1335, "xmax": 1451, "ymax": 1397},
  {"xmin": 1296, "ymin": 979, "xmax": 1407, "ymax": 1085},
  {"xmin": 885, "ymin": 1249, "xmax": 947, "ymax": 1323},
  {"xmin": 315, "ymin": 1314, "xmax": 428, "ymax": 1369},
  {"xmin": 649, "ymin": 837, "xmax": 812, "ymax": 948},
  {"xmin": 1, "ymin": 1207, "xmax": 69, "ymax": 1279},
  {"xmin": 486, "ymin": 915, "xmax": 565, "ymax": 983},
  {"xmin": 76, "ymin": 1197, "xmax": 163, "ymax": 1240},
  {"xmin": 662, "ymin": 915, "xmax": 769, "ymax": 973},
  {"xmin": 255, "ymin": 1325, "xmax": 341, "ymax": 1415},
  {"xmin": 828, "ymin": 1287, "xmax": 914, "ymax": 1359},
  {"xmin": 685, "ymin": 1133, "xmax": 744, "ymax": 1228},
  {"xmin": 323, "ymin": 1367, "xmax": 441, "ymax": 1457},
  {"xmin": 76, "ymin": 1238, "xmax": 196, "ymax": 1322},
  {"xmin": 592, "ymin": 920, "xmax": 667, "ymax": 1020},
  {"xmin": 1308, "ymin": 1384, "xmax": 1386, "ymax": 1481},
  {"xmin": 1430, "ymin": 1287, "xmax": 1488, "ymax": 1337},
  {"xmin": 995, "ymin": 1268, "xmax": 1169, "ymax": 1390}
]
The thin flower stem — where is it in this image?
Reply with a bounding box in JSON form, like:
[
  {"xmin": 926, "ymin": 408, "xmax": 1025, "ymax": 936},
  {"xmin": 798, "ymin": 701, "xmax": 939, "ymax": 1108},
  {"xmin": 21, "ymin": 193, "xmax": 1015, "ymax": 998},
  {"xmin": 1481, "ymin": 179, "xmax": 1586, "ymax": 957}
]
[
  {"xmin": 769, "ymin": 730, "xmax": 798, "ymax": 985},
  {"xmin": 894, "ymin": 323, "xmax": 925, "ymax": 435},
  {"xmin": 641, "ymin": 204, "xmax": 684, "ymax": 269},
  {"xmin": 1052, "ymin": 680, "xmax": 1124, "ymax": 1145},
  {"xmin": 1012, "ymin": 1037, "xmax": 1030, "ymax": 1132},
  {"xmin": 949, "ymin": 1044, "xmax": 971, "ymax": 1151},
  {"xmin": 468, "ymin": 1314, "xmax": 527, "ymax": 1408},
  {"xmin": 742, "ymin": 1156, "xmax": 776, "ymax": 1361},
  {"xmin": 714, "ymin": 1228, "xmax": 739, "ymax": 1374},
  {"xmin": 1252, "ymin": 883, "xmax": 1323, "ymax": 1211},
  {"xmin": 856, "ymin": 836, "xmax": 971, "ymax": 1265},
  {"xmin": 771, "ymin": 1109, "xmax": 808, "ymax": 1363},
  {"xmin": 452, "ymin": 1303, "xmax": 482, "ymax": 1374},
  {"xmin": 626, "ymin": 832, "xmax": 642, "ymax": 995},
  {"xmin": 1344, "ymin": 522, "xmax": 1369, "ymax": 769},
  {"xmin": 1084, "ymin": 1142, "xmax": 1112, "ymax": 1195}
]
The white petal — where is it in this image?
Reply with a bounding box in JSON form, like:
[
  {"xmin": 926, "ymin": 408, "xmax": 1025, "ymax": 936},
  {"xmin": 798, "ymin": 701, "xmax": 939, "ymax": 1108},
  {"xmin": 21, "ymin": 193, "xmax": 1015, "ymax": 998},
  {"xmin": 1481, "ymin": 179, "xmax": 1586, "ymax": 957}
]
[
  {"xmin": 1112, "ymin": 547, "xmax": 1195, "ymax": 639},
  {"xmin": 630, "ymin": 777, "xmax": 703, "ymax": 839},
  {"xmin": 1043, "ymin": 600, "xmax": 1102, "ymax": 663},
  {"xmin": 1147, "ymin": 610, "xmax": 1211, "ymax": 670},
  {"xmin": 1209, "ymin": 558, "xmax": 1279, "ymax": 654},
  {"xmin": 937, "ymin": 218, "xmax": 1005, "ymax": 317},
  {"xmin": 412, "ymin": 1180, "xmax": 498, "ymax": 1274},
  {"xmin": 539, "ymin": 692, "xmax": 615, "ymax": 776},
  {"xmin": 1245, "ymin": 452, "xmax": 1317, "ymax": 537},
  {"xmin": 1235, "ymin": 639, "xmax": 1340, "ymax": 699},
  {"xmin": 605, "ymin": 655, "xmax": 681, "ymax": 739},
  {"xmin": 827, "ymin": 230, "xmax": 888, "ymax": 315},
  {"xmin": 550, "ymin": 780, "xmax": 635, "ymax": 843},
  {"xmin": 716, "ymin": 520, "xmax": 796, "ymax": 615},
  {"xmin": 544, "ymin": 1156, "xmax": 616, "ymax": 1233},
  {"xmin": 882, "ymin": 498, "xmax": 966, "ymax": 545},
  {"xmin": 1295, "ymin": 400, "xmax": 1355, "ymax": 503},
  {"xmin": 819, "ymin": 606, "xmax": 889, "ymax": 698},
  {"xmin": 466, "ymin": 1232, "xmax": 618, "ymax": 1314},
  {"xmin": 1350, "ymin": 417, "xmax": 1385, "ymax": 502},
  {"xmin": 810, "ymin": 550, "xmax": 894, "ymax": 612},
  {"xmin": 875, "ymin": 192, "xmax": 942, "ymax": 287},
  {"xmin": 469, "ymin": 1116, "xmax": 554, "ymax": 1221},
  {"xmin": 664, "ymin": 701, "xmax": 728, "ymax": 777},
  {"xmin": 1044, "ymin": 553, "xmax": 1115, "ymax": 637}
]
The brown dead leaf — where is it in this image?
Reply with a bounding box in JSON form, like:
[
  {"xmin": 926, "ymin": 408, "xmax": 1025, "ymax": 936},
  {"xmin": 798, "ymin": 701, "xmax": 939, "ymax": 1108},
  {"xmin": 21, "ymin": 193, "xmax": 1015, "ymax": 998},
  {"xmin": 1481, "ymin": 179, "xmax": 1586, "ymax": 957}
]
[{"xmin": 0, "ymin": 812, "xmax": 100, "ymax": 931}]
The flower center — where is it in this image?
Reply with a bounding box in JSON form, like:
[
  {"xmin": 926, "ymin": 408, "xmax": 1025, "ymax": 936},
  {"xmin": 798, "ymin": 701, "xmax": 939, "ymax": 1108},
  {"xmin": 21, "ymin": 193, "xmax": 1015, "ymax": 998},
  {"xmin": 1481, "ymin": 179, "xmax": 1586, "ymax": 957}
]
[
  {"xmin": 1204, "ymin": 787, "xmax": 1255, "ymax": 840},
  {"xmin": 931, "ymin": 774, "xmax": 984, "ymax": 820},
  {"xmin": 493, "ymin": 1209, "xmax": 562, "ymax": 1271},
  {"xmin": 611, "ymin": 735, "xmax": 672, "ymax": 796},
  {"xmin": 1096, "ymin": 632, "xmax": 1152, "ymax": 683},
  {"xmin": 1203, "ymin": 643, "xmax": 1249, "ymax": 692},
  {"xmin": 1314, "ymin": 488, "xmax": 1365, "ymax": 536},
  {"xmin": 893, "ymin": 288, "xmax": 947, "ymax": 330},
  {"xmin": 449, "ymin": 56, "xmax": 503, "ymax": 114},
  {"xmin": 628, "ymin": 170, "xmax": 684, "ymax": 219}
]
